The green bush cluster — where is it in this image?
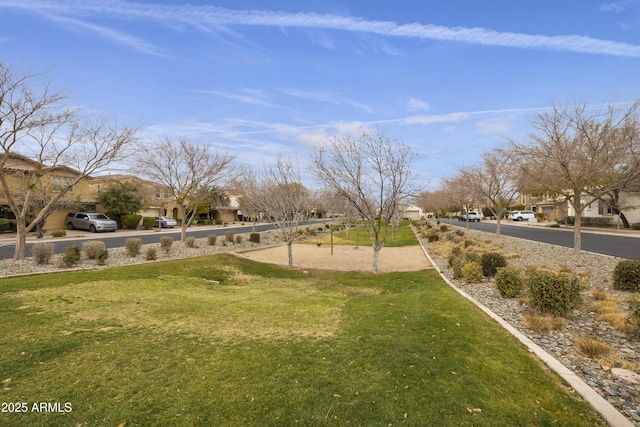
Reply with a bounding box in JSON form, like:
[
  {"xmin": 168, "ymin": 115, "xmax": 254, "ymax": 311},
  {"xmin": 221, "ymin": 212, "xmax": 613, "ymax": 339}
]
[
  {"xmin": 526, "ymin": 268, "xmax": 581, "ymax": 317},
  {"xmin": 142, "ymin": 216, "xmax": 155, "ymax": 230},
  {"xmin": 51, "ymin": 230, "xmax": 66, "ymax": 238},
  {"xmin": 31, "ymin": 242, "xmax": 54, "ymax": 265},
  {"xmin": 95, "ymin": 249, "xmax": 109, "ymax": 265},
  {"xmin": 631, "ymin": 223, "xmax": 640, "ymax": 230},
  {"xmin": 60, "ymin": 244, "xmax": 82, "ymax": 268},
  {"xmin": 160, "ymin": 236, "xmax": 173, "ymax": 253},
  {"xmin": 481, "ymin": 252, "xmax": 507, "ymax": 278},
  {"xmin": 462, "ymin": 261, "xmax": 483, "ymax": 283},
  {"xmin": 613, "ymin": 260, "xmax": 640, "ymax": 292},
  {"xmin": 145, "ymin": 247, "xmax": 157, "ymax": 260},
  {"xmin": 82, "ymin": 241, "xmax": 106, "ymax": 259},
  {"xmin": 494, "ymin": 266, "xmax": 524, "ymax": 298},
  {"xmin": 249, "ymin": 232, "xmax": 260, "ymax": 243},
  {"xmin": 427, "ymin": 233, "xmax": 439, "ymax": 242},
  {"xmin": 122, "ymin": 214, "xmax": 142, "ymax": 230},
  {"xmin": 185, "ymin": 237, "xmax": 197, "ymax": 248},
  {"xmin": 125, "ymin": 238, "xmax": 142, "ymax": 257},
  {"xmin": 440, "ymin": 225, "xmax": 448, "ymax": 232}
]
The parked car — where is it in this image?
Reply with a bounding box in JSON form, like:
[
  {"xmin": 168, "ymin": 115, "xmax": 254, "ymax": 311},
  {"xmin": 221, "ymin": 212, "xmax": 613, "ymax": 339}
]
[
  {"xmin": 458, "ymin": 211, "xmax": 481, "ymax": 222},
  {"xmin": 509, "ymin": 210, "xmax": 536, "ymax": 221},
  {"xmin": 154, "ymin": 216, "xmax": 177, "ymax": 228},
  {"xmin": 66, "ymin": 212, "xmax": 117, "ymax": 232}
]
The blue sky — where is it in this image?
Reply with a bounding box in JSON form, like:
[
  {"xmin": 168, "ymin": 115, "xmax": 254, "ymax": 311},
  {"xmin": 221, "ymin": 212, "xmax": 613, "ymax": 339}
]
[{"xmin": 2, "ymin": 0, "xmax": 640, "ymax": 189}]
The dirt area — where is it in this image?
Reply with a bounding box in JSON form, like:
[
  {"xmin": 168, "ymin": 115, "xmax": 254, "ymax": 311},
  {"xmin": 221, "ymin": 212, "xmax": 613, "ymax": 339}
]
[{"xmin": 239, "ymin": 243, "xmax": 433, "ymax": 273}]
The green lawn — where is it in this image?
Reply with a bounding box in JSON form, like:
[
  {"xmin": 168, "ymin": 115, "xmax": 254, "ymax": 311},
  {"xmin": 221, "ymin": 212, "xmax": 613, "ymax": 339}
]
[
  {"xmin": 311, "ymin": 220, "xmax": 419, "ymax": 247},
  {"xmin": 0, "ymin": 254, "xmax": 604, "ymax": 426}
]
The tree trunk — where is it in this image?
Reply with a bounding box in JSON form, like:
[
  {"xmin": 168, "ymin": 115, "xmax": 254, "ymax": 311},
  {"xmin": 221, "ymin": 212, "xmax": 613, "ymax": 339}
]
[
  {"xmin": 13, "ymin": 221, "xmax": 28, "ymax": 260},
  {"xmin": 372, "ymin": 245, "xmax": 380, "ymax": 274},
  {"xmin": 495, "ymin": 216, "xmax": 501, "ymax": 236},
  {"xmin": 179, "ymin": 205, "xmax": 188, "ymax": 242},
  {"xmin": 287, "ymin": 241, "xmax": 294, "ymax": 267},
  {"xmin": 573, "ymin": 203, "xmax": 582, "ymax": 253}
]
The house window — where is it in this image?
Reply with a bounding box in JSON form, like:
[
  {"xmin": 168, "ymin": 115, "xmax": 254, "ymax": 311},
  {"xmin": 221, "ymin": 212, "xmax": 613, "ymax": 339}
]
[
  {"xmin": 598, "ymin": 201, "xmax": 613, "ymax": 216},
  {"xmin": 164, "ymin": 190, "xmax": 169, "ymax": 199},
  {"xmin": 155, "ymin": 188, "xmax": 161, "ymax": 198},
  {"xmin": 52, "ymin": 177, "xmax": 74, "ymax": 192}
]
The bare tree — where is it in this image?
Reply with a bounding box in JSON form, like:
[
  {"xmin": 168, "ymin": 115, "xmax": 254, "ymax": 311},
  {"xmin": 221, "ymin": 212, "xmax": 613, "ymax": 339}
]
[
  {"xmin": 239, "ymin": 156, "xmax": 315, "ymax": 267},
  {"xmin": 312, "ymin": 128, "xmax": 417, "ymax": 273},
  {"xmin": 461, "ymin": 149, "xmax": 521, "ymax": 236},
  {"xmin": 319, "ymin": 190, "xmax": 360, "ymax": 240},
  {"xmin": 0, "ymin": 62, "xmax": 137, "ymax": 259},
  {"xmin": 137, "ymin": 138, "xmax": 235, "ymax": 241},
  {"xmin": 413, "ymin": 189, "xmax": 451, "ymax": 221},
  {"xmin": 441, "ymin": 173, "xmax": 477, "ymax": 229},
  {"xmin": 509, "ymin": 100, "xmax": 640, "ymax": 251}
]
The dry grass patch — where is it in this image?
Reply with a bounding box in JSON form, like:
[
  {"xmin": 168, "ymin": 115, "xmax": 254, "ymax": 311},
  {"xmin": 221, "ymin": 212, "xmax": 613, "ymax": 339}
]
[
  {"xmin": 575, "ymin": 336, "xmax": 612, "ymax": 359},
  {"xmin": 523, "ymin": 312, "xmax": 565, "ymax": 333},
  {"xmin": 591, "ymin": 292, "xmax": 637, "ymax": 334}
]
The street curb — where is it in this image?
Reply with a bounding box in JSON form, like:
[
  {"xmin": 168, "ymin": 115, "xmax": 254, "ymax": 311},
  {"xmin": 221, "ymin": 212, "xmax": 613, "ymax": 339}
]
[{"xmin": 412, "ymin": 226, "xmax": 634, "ymax": 427}]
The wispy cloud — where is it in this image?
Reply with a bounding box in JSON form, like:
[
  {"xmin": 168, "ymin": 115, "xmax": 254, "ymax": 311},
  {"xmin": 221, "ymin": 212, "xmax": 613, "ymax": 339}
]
[
  {"xmin": 407, "ymin": 98, "xmax": 430, "ymax": 112},
  {"xmin": 2, "ymin": 0, "xmax": 640, "ymax": 57}
]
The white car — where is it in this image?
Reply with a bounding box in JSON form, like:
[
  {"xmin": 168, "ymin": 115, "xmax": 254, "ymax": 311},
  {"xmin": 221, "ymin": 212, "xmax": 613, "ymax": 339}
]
[
  {"xmin": 458, "ymin": 211, "xmax": 481, "ymax": 222},
  {"xmin": 154, "ymin": 216, "xmax": 178, "ymax": 228},
  {"xmin": 509, "ymin": 210, "xmax": 536, "ymax": 221}
]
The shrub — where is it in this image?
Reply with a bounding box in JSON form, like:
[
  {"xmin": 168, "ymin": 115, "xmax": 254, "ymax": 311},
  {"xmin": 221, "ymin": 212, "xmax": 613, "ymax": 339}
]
[
  {"xmin": 225, "ymin": 231, "xmax": 234, "ymax": 242},
  {"xmin": 451, "ymin": 246, "xmax": 463, "ymax": 257},
  {"xmin": 481, "ymin": 252, "xmax": 507, "ymax": 278},
  {"xmin": 160, "ymin": 236, "xmax": 173, "ymax": 253},
  {"xmin": 95, "ymin": 249, "xmax": 109, "ymax": 265},
  {"xmin": 125, "ymin": 238, "xmax": 142, "ymax": 257},
  {"xmin": 145, "ymin": 247, "xmax": 157, "ymax": 260},
  {"xmin": 31, "ymin": 242, "xmax": 54, "ymax": 265},
  {"xmin": 451, "ymin": 258, "xmax": 464, "ymax": 280},
  {"xmin": 626, "ymin": 298, "xmax": 640, "ymax": 335},
  {"xmin": 464, "ymin": 252, "xmax": 481, "ymax": 264},
  {"xmin": 613, "ymin": 260, "xmax": 640, "ymax": 292},
  {"xmin": 0, "ymin": 218, "xmax": 10, "ymax": 233},
  {"xmin": 51, "ymin": 230, "xmax": 66, "ymax": 238},
  {"xmin": 427, "ymin": 233, "xmax": 439, "ymax": 242},
  {"xmin": 235, "ymin": 235, "xmax": 243, "ymax": 244},
  {"xmin": 549, "ymin": 223, "xmax": 560, "ymax": 228},
  {"xmin": 82, "ymin": 241, "xmax": 106, "ymax": 259},
  {"xmin": 526, "ymin": 268, "xmax": 581, "ymax": 317},
  {"xmin": 207, "ymin": 234, "xmax": 217, "ymax": 246},
  {"xmin": 495, "ymin": 266, "xmax": 524, "ymax": 298},
  {"xmin": 455, "ymin": 229, "xmax": 465, "ymax": 237},
  {"xmin": 464, "ymin": 239, "xmax": 473, "ymax": 248},
  {"xmin": 575, "ymin": 337, "xmax": 611, "ymax": 359},
  {"xmin": 631, "ymin": 223, "xmax": 640, "ymax": 230},
  {"xmin": 122, "ymin": 214, "xmax": 143, "ymax": 230},
  {"xmin": 249, "ymin": 232, "xmax": 260, "ymax": 243},
  {"xmin": 60, "ymin": 244, "xmax": 82, "ymax": 268},
  {"xmin": 185, "ymin": 237, "xmax": 197, "ymax": 248},
  {"xmin": 142, "ymin": 216, "xmax": 155, "ymax": 230},
  {"xmin": 462, "ymin": 261, "xmax": 483, "ymax": 283},
  {"xmin": 440, "ymin": 225, "xmax": 448, "ymax": 232}
]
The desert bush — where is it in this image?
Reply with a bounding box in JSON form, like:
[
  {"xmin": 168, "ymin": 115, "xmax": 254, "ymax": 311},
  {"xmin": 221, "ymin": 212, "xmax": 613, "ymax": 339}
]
[
  {"xmin": 95, "ymin": 249, "xmax": 109, "ymax": 265},
  {"xmin": 450, "ymin": 246, "xmax": 463, "ymax": 257},
  {"xmin": 523, "ymin": 313, "xmax": 564, "ymax": 333},
  {"xmin": 160, "ymin": 236, "xmax": 173, "ymax": 253},
  {"xmin": 185, "ymin": 237, "xmax": 197, "ymax": 248},
  {"xmin": 451, "ymin": 258, "xmax": 464, "ymax": 280},
  {"xmin": 145, "ymin": 247, "xmax": 157, "ymax": 260},
  {"xmin": 31, "ymin": 242, "xmax": 54, "ymax": 265},
  {"xmin": 481, "ymin": 252, "xmax": 507, "ymax": 278},
  {"xmin": 495, "ymin": 266, "xmax": 524, "ymax": 298},
  {"xmin": 60, "ymin": 244, "xmax": 82, "ymax": 268},
  {"xmin": 455, "ymin": 229, "xmax": 465, "ymax": 237},
  {"xmin": 125, "ymin": 238, "xmax": 142, "ymax": 257},
  {"xmin": 464, "ymin": 252, "xmax": 481, "ymax": 264},
  {"xmin": 122, "ymin": 214, "xmax": 142, "ymax": 230},
  {"xmin": 235, "ymin": 235, "xmax": 243, "ymax": 244},
  {"xmin": 51, "ymin": 230, "xmax": 66, "ymax": 238},
  {"xmin": 575, "ymin": 337, "xmax": 611, "ymax": 359},
  {"xmin": 440, "ymin": 225, "xmax": 448, "ymax": 232},
  {"xmin": 0, "ymin": 218, "xmax": 10, "ymax": 233},
  {"xmin": 631, "ymin": 223, "xmax": 640, "ymax": 230},
  {"xmin": 427, "ymin": 233, "xmax": 439, "ymax": 242},
  {"xmin": 207, "ymin": 234, "xmax": 217, "ymax": 246},
  {"xmin": 549, "ymin": 223, "xmax": 560, "ymax": 228},
  {"xmin": 464, "ymin": 239, "xmax": 473, "ymax": 248},
  {"xmin": 627, "ymin": 298, "xmax": 640, "ymax": 335},
  {"xmin": 526, "ymin": 268, "xmax": 581, "ymax": 317},
  {"xmin": 225, "ymin": 231, "xmax": 234, "ymax": 243},
  {"xmin": 82, "ymin": 241, "xmax": 106, "ymax": 259},
  {"xmin": 142, "ymin": 216, "xmax": 155, "ymax": 230},
  {"xmin": 249, "ymin": 232, "xmax": 260, "ymax": 243},
  {"xmin": 462, "ymin": 261, "xmax": 483, "ymax": 283},
  {"xmin": 613, "ymin": 259, "xmax": 640, "ymax": 292}
]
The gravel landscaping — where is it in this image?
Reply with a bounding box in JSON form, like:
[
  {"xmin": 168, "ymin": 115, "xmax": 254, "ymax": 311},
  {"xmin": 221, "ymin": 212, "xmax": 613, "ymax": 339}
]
[{"xmin": 424, "ymin": 226, "xmax": 640, "ymax": 426}]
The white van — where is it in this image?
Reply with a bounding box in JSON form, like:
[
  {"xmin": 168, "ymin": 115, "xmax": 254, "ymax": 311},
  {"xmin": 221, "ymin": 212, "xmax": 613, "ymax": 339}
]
[{"xmin": 509, "ymin": 210, "xmax": 536, "ymax": 222}]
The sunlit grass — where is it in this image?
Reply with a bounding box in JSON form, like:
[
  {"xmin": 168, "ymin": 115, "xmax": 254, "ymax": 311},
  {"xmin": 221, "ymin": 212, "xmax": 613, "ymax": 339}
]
[{"xmin": 0, "ymin": 254, "xmax": 605, "ymax": 426}]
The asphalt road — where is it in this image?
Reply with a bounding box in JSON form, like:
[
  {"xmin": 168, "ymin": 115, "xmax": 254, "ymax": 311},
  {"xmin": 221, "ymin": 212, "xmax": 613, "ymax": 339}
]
[
  {"xmin": 0, "ymin": 222, "xmax": 315, "ymax": 260},
  {"xmin": 441, "ymin": 219, "xmax": 640, "ymax": 259}
]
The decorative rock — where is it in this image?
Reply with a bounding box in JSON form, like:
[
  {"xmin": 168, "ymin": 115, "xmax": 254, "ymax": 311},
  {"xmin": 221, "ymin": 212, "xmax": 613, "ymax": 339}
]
[{"xmin": 612, "ymin": 368, "xmax": 640, "ymax": 384}]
